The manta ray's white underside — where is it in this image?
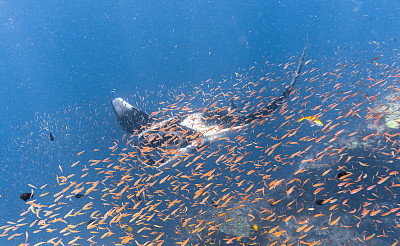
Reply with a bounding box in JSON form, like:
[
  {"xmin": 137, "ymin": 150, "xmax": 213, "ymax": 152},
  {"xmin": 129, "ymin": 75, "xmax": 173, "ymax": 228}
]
[
  {"xmin": 135, "ymin": 111, "xmax": 246, "ymax": 169},
  {"xmin": 156, "ymin": 112, "xmax": 247, "ymax": 169}
]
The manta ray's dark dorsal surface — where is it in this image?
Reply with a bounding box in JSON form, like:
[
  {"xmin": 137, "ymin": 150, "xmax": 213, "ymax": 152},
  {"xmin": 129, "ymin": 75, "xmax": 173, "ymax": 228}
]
[{"xmin": 111, "ymin": 39, "xmax": 307, "ymax": 168}]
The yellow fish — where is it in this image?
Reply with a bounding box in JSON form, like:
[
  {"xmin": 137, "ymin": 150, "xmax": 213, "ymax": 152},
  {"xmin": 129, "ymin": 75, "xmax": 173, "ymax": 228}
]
[
  {"xmin": 252, "ymin": 224, "xmax": 259, "ymax": 232},
  {"xmin": 298, "ymin": 116, "xmax": 323, "ymax": 126}
]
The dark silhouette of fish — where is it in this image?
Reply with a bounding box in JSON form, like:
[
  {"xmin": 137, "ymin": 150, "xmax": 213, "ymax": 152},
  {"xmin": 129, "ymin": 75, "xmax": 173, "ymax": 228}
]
[
  {"xmin": 20, "ymin": 193, "xmax": 33, "ymax": 202},
  {"xmin": 337, "ymin": 171, "xmax": 350, "ymax": 179},
  {"xmin": 87, "ymin": 219, "xmax": 96, "ymax": 227},
  {"xmin": 50, "ymin": 132, "xmax": 54, "ymax": 141},
  {"xmin": 212, "ymin": 199, "xmax": 218, "ymax": 208},
  {"xmin": 75, "ymin": 194, "xmax": 83, "ymax": 199}
]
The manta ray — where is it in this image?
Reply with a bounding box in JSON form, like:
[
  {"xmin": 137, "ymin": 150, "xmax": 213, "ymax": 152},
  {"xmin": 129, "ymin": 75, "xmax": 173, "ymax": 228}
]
[{"xmin": 112, "ymin": 41, "xmax": 307, "ymax": 169}]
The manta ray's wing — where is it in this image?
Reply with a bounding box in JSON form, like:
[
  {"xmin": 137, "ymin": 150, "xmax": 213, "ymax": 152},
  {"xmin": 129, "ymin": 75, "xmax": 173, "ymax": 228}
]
[
  {"xmin": 243, "ymin": 38, "xmax": 308, "ymax": 124},
  {"xmin": 111, "ymin": 98, "xmax": 154, "ymax": 134}
]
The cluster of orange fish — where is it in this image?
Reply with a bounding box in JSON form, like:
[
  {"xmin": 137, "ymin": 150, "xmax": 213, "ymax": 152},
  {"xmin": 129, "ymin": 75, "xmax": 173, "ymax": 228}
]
[{"xmin": 1, "ymin": 56, "xmax": 400, "ymax": 246}]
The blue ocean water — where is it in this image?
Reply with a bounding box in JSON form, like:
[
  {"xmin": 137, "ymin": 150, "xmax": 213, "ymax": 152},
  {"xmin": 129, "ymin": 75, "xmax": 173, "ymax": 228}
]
[{"xmin": 0, "ymin": 0, "xmax": 400, "ymax": 245}]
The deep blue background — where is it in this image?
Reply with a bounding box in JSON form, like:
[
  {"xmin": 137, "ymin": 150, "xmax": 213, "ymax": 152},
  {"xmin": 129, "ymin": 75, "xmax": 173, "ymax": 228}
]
[
  {"xmin": 0, "ymin": 0, "xmax": 399, "ymax": 244},
  {"xmin": 1, "ymin": 0, "xmax": 399, "ymax": 142}
]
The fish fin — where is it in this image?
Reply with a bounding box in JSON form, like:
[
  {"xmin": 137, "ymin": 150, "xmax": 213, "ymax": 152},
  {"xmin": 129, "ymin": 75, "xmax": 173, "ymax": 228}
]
[{"xmin": 111, "ymin": 98, "xmax": 154, "ymax": 133}]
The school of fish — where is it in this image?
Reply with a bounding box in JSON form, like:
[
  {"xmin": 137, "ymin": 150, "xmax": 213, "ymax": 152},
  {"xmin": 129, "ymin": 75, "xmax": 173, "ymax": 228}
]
[{"xmin": 1, "ymin": 51, "xmax": 400, "ymax": 246}]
